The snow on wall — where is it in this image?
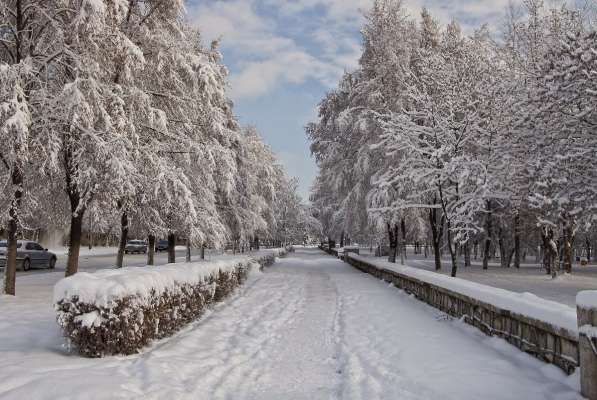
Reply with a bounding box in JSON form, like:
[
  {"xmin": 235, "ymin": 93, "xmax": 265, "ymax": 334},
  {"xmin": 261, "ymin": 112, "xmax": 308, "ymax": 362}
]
[
  {"xmin": 577, "ymin": 291, "xmax": 597, "ymax": 310},
  {"xmin": 348, "ymin": 253, "xmax": 578, "ymax": 335},
  {"xmin": 331, "ymin": 248, "xmax": 582, "ymax": 373}
]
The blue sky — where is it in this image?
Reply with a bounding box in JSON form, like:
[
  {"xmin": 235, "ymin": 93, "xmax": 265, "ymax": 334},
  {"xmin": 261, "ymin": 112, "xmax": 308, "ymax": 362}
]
[{"xmin": 186, "ymin": 0, "xmax": 512, "ymax": 199}]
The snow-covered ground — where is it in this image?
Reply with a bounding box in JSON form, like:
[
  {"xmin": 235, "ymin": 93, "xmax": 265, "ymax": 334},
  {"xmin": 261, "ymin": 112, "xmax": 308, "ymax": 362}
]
[
  {"xmin": 49, "ymin": 245, "xmax": 194, "ymax": 257},
  {"xmin": 49, "ymin": 246, "xmax": 121, "ymax": 257},
  {"xmin": 0, "ymin": 248, "xmax": 580, "ymax": 399},
  {"xmin": 355, "ymin": 248, "xmax": 597, "ymax": 307}
]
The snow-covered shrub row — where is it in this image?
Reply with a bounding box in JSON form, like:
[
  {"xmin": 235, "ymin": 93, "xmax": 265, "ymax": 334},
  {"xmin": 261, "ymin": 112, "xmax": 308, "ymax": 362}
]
[{"xmin": 54, "ymin": 251, "xmax": 285, "ymax": 357}]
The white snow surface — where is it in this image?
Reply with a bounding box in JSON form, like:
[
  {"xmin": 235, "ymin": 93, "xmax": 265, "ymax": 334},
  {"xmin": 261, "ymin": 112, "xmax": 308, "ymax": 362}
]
[
  {"xmin": 54, "ymin": 258, "xmax": 256, "ymax": 307},
  {"xmin": 0, "ymin": 248, "xmax": 581, "ymax": 399},
  {"xmin": 577, "ymin": 290, "xmax": 597, "ymax": 309},
  {"xmin": 49, "ymin": 246, "xmax": 120, "ymax": 257},
  {"xmin": 54, "ymin": 249, "xmax": 287, "ymax": 307},
  {"xmin": 49, "ymin": 245, "xmax": 191, "ymax": 257},
  {"xmin": 579, "ymin": 325, "xmax": 597, "ymax": 339},
  {"xmin": 348, "ymin": 253, "xmax": 579, "ymax": 336}
]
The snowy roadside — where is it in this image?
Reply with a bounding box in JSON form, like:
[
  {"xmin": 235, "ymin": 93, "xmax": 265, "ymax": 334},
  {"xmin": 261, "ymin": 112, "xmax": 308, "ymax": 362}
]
[
  {"xmin": 354, "ymin": 250, "xmax": 597, "ymax": 307},
  {"xmin": 348, "ymin": 253, "xmax": 579, "ymax": 335},
  {"xmin": 49, "ymin": 245, "xmax": 195, "ymax": 258},
  {"xmin": 0, "ymin": 249, "xmax": 285, "ymax": 393},
  {"xmin": 49, "ymin": 246, "xmax": 120, "ymax": 257}
]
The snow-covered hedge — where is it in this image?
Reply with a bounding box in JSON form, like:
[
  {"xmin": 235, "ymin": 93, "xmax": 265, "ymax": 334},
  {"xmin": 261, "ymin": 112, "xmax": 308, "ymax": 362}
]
[{"xmin": 54, "ymin": 250, "xmax": 285, "ymax": 357}]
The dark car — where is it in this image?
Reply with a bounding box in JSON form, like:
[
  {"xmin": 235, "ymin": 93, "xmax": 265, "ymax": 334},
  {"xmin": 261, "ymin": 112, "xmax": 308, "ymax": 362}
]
[
  {"xmin": 125, "ymin": 240, "xmax": 147, "ymax": 254},
  {"xmin": 155, "ymin": 239, "xmax": 169, "ymax": 252},
  {"xmin": 0, "ymin": 240, "xmax": 57, "ymax": 271}
]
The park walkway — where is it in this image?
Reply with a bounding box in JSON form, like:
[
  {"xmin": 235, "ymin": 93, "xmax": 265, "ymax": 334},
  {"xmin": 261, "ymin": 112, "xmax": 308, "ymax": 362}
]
[{"xmin": 0, "ymin": 248, "xmax": 579, "ymax": 399}]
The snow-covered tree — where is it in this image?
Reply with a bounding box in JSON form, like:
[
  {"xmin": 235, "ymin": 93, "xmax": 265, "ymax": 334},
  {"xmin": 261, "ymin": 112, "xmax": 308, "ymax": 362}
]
[
  {"xmin": 0, "ymin": 0, "xmax": 62, "ymax": 293},
  {"xmin": 308, "ymin": 0, "xmax": 596, "ymax": 279}
]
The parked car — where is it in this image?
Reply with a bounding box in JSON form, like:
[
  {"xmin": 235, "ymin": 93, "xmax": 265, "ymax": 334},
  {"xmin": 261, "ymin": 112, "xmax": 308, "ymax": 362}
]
[
  {"xmin": 155, "ymin": 239, "xmax": 169, "ymax": 252},
  {"xmin": 0, "ymin": 240, "xmax": 57, "ymax": 271},
  {"xmin": 125, "ymin": 240, "xmax": 147, "ymax": 254}
]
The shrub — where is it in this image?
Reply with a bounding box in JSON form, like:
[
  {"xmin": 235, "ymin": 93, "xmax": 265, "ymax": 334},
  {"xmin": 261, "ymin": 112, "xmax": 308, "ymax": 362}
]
[{"xmin": 54, "ymin": 251, "xmax": 284, "ymax": 357}]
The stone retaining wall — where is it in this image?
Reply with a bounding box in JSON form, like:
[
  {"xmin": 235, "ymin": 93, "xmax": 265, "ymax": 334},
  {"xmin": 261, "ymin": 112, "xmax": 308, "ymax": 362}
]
[{"xmin": 321, "ymin": 247, "xmax": 579, "ymax": 374}]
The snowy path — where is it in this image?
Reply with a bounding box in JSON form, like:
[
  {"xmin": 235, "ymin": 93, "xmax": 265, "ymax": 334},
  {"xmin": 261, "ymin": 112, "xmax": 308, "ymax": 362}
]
[{"xmin": 0, "ymin": 248, "xmax": 580, "ymax": 399}]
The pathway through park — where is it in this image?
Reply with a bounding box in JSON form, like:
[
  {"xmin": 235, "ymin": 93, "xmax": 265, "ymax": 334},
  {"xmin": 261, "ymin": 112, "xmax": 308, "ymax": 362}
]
[{"xmin": 0, "ymin": 248, "xmax": 580, "ymax": 399}]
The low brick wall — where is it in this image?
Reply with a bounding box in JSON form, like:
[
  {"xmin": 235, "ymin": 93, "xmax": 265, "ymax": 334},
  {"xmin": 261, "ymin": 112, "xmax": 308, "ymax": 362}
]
[{"xmin": 342, "ymin": 253, "xmax": 579, "ymax": 374}]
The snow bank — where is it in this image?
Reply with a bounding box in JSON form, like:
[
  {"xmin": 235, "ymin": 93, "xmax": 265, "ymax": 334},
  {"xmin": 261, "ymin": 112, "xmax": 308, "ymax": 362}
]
[
  {"xmin": 343, "ymin": 253, "xmax": 581, "ymax": 374},
  {"xmin": 50, "ymin": 246, "xmax": 119, "ymax": 257},
  {"xmin": 54, "ymin": 249, "xmax": 286, "ymax": 357},
  {"xmin": 54, "ymin": 258, "xmax": 254, "ymax": 307},
  {"xmin": 349, "ymin": 254, "xmax": 578, "ymax": 335},
  {"xmin": 336, "ymin": 246, "xmax": 359, "ymax": 254},
  {"xmin": 577, "ymin": 290, "xmax": 597, "ymax": 309}
]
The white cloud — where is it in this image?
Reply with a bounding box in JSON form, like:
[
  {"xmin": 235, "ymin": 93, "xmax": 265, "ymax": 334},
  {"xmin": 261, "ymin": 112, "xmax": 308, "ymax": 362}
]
[
  {"xmin": 229, "ymin": 50, "xmax": 342, "ymax": 99},
  {"xmin": 187, "ymin": 0, "xmax": 515, "ymax": 100},
  {"xmin": 187, "ymin": 0, "xmax": 366, "ymax": 100}
]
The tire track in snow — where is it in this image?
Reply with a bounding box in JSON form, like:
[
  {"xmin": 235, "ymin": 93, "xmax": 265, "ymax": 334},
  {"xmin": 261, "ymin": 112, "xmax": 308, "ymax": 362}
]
[
  {"xmin": 211, "ymin": 259, "xmax": 340, "ymax": 399},
  {"xmin": 118, "ymin": 264, "xmax": 308, "ymax": 399},
  {"xmin": 207, "ymin": 270, "xmax": 308, "ymax": 399},
  {"xmin": 332, "ymin": 291, "xmax": 398, "ymax": 400}
]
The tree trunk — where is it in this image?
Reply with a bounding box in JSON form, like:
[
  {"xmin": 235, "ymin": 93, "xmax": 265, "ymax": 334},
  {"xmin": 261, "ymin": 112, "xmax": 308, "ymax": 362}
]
[
  {"xmin": 116, "ymin": 211, "xmax": 128, "ymax": 268},
  {"xmin": 446, "ymin": 222, "xmax": 458, "ymax": 277},
  {"xmin": 340, "ymin": 231, "xmax": 345, "ymax": 248},
  {"xmin": 3, "ymin": 167, "xmax": 23, "ymax": 295},
  {"xmin": 483, "ymin": 200, "xmax": 492, "ymax": 270},
  {"xmin": 498, "ymin": 226, "xmax": 516, "ymax": 269},
  {"xmin": 541, "ymin": 227, "xmax": 559, "ymax": 278},
  {"xmin": 201, "ymin": 244, "xmax": 205, "ymax": 260},
  {"xmin": 88, "ymin": 212, "xmax": 93, "ymax": 250},
  {"xmin": 562, "ymin": 214, "xmax": 575, "ymax": 274},
  {"xmin": 514, "ymin": 212, "xmax": 521, "ymax": 269},
  {"xmin": 541, "ymin": 235, "xmax": 551, "ymax": 275},
  {"xmin": 387, "ymin": 223, "xmax": 398, "ymax": 263},
  {"xmin": 254, "ymin": 235, "xmax": 260, "ymax": 250},
  {"xmin": 3, "ymin": 215, "xmax": 18, "ymax": 296},
  {"xmin": 498, "ymin": 227, "xmax": 508, "ymax": 268},
  {"xmin": 65, "ymin": 212, "xmax": 84, "ymax": 277},
  {"xmin": 186, "ymin": 239, "xmax": 191, "ymax": 262},
  {"xmin": 474, "ymin": 240, "xmax": 478, "ymax": 260},
  {"xmin": 586, "ymin": 238, "xmax": 591, "ymax": 263},
  {"xmin": 464, "ymin": 241, "xmax": 471, "ymax": 267},
  {"xmin": 429, "ymin": 208, "xmax": 443, "ymax": 271},
  {"xmin": 147, "ymin": 235, "xmax": 155, "ymax": 266},
  {"xmin": 167, "ymin": 233, "xmax": 176, "ymax": 264},
  {"xmin": 401, "ymin": 218, "xmax": 407, "ymax": 261}
]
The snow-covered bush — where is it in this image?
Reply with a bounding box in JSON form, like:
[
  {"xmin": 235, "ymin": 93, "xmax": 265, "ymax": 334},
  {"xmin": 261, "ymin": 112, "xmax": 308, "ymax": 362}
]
[{"xmin": 54, "ymin": 252, "xmax": 284, "ymax": 357}]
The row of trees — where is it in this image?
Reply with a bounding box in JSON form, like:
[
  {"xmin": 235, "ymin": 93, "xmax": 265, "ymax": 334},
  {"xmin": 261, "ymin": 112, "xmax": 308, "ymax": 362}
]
[
  {"xmin": 308, "ymin": 0, "xmax": 597, "ymax": 277},
  {"xmin": 1, "ymin": 0, "xmax": 320, "ymax": 295}
]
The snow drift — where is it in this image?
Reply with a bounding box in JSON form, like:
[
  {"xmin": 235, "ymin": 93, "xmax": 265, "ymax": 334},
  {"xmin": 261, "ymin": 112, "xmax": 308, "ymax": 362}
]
[{"xmin": 54, "ymin": 249, "xmax": 286, "ymax": 357}]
